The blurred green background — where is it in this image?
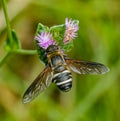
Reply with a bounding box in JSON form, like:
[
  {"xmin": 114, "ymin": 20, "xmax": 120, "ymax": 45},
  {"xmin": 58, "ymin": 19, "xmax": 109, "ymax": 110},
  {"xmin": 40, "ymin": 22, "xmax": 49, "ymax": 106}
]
[{"xmin": 0, "ymin": 0, "xmax": 120, "ymax": 121}]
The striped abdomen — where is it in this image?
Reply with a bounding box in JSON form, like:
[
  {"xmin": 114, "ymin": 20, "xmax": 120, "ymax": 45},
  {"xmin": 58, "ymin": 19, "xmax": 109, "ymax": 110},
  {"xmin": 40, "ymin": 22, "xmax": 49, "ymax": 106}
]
[{"xmin": 52, "ymin": 65, "xmax": 72, "ymax": 92}]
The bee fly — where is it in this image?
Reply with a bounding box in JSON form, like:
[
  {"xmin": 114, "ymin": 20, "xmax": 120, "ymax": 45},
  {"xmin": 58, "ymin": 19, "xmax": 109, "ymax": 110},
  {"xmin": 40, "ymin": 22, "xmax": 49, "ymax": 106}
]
[{"xmin": 22, "ymin": 44, "xmax": 109, "ymax": 104}]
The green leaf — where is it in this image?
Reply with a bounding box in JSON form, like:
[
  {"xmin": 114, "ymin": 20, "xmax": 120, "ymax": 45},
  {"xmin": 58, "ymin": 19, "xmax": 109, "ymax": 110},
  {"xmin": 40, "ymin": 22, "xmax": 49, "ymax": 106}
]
[
  {"xmin": 4, "ymin": 29, "xmax": 21, "ymax": 51},
  {"xmin": 12, "ymin": 30, "xmax": 21, "ymax": 49},
  {"xmin": 63, "ymin": 41, "xmax": 74, "ymax": 52},
  {"xmin": 50, "ymin": 24, "xmax": 66, "ymax": 47},
  {"xmin": 35, "ymin": 23, "xmax": 49, "ymax": 35},
  {"xmin": 35, "ymin": 43, "xmax": 48, "ymax": 65},
  {"xmin": 73, "ymin": 20, "xmax": 79, "ymax": 25}
]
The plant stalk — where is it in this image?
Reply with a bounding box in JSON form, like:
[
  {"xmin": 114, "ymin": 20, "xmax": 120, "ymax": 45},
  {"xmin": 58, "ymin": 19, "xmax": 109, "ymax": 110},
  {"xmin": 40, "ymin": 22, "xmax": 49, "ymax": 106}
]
[{"xmin": 2, "ymin": 0, "xmax": 13, "ymax": 47}]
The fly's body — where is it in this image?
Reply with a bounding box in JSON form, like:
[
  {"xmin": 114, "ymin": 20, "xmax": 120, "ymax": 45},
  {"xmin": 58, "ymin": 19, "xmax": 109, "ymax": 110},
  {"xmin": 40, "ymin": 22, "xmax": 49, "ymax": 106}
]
[{"xmin": 46, "ymin": 46, "xmax": 72, "ymax": 91}]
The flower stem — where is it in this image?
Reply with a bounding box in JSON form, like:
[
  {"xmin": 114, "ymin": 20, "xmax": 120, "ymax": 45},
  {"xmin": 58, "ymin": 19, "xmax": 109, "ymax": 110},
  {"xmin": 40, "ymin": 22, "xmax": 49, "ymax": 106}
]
[
  {"xmin": 0, "ymin": 49, "xmax": 37, "ymax": 67},
  {"xmin": 0, "ymin": 53, "xmax": 10, "ymax": 67},
  {"xmin": 12, "ymin": 49, "xmax": 37, "ymax": 55},
  {"xmin": 2, "ymin": 0, "xmax": 13, "ymax": 47}
]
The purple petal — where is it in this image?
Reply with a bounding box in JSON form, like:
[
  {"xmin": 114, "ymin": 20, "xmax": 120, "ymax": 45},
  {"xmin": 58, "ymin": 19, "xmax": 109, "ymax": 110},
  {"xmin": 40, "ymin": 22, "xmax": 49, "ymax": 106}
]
[
  {"xmin": 64, "ymin": 18, "xmax": 79, "ymax": 44},
  {"xmin": 35, "ymin": 32, "xmax": 55, "ymax": 49}
]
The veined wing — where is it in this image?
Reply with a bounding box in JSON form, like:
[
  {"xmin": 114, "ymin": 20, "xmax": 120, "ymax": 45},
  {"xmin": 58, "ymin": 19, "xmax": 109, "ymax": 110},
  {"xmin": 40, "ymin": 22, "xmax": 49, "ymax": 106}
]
[
  {"xmin": 22, "ymin": 65, "xmax": 52, "ymax": 104},
  {"xmin": 65, "ymin": 58, "xmax": 110, "ymax": 74}
]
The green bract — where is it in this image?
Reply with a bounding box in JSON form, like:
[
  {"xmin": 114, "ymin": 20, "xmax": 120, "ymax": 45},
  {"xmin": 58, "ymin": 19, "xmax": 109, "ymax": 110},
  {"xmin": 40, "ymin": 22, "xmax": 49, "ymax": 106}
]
[{"xmin": 4, "ymin": 30, "xmax": 21, "ymax": 52}]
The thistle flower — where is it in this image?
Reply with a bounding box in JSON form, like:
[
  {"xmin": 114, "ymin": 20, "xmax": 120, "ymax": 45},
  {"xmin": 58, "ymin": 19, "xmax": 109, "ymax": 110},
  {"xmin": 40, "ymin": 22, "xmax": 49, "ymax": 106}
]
[
  {"xmin": 64, "ymin": 18, "xmax": 79, "ymax": 44},
  {"xmin": 35, "ymin": 32, "xmax": 55, "ymax": 49}
]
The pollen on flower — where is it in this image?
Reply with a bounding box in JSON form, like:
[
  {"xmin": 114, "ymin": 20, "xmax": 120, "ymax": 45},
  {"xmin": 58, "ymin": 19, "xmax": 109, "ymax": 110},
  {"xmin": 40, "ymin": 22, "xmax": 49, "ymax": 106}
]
[
  {"xmin": 35, "ymin": 32, "xmax": 55, "ymax": 49},
  {"xmin": 64, "ymin": 18, "xmax": 79, "ymax": 44}
]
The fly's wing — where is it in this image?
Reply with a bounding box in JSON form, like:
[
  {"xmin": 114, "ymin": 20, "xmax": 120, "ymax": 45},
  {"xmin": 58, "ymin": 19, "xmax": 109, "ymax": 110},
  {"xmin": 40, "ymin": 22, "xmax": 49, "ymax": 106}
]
[
  {"xmin": 65, "ymin": 58, "xmax": 110, "ymax": 74},
  {"xmin": 22, "ymin": 65, "xmax": 52, "ymax": 104}
]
